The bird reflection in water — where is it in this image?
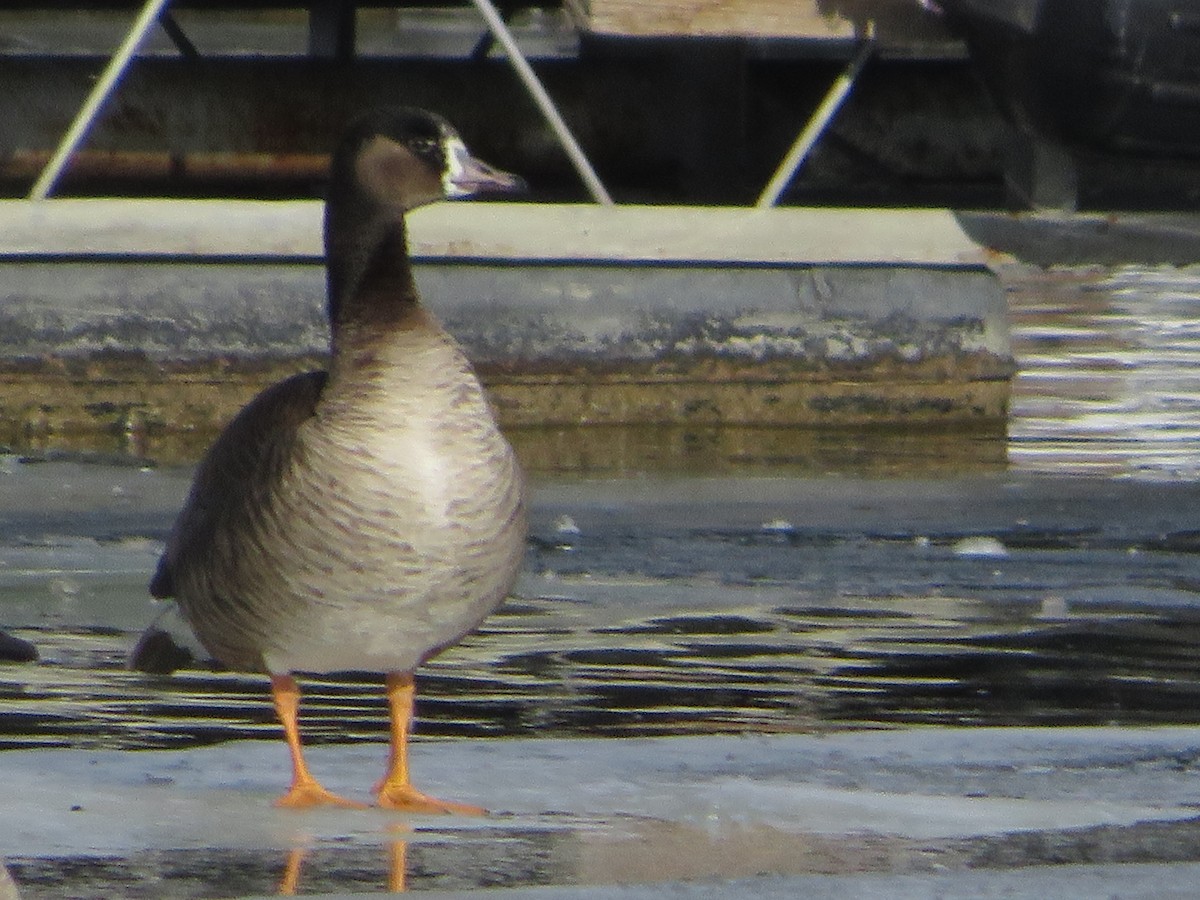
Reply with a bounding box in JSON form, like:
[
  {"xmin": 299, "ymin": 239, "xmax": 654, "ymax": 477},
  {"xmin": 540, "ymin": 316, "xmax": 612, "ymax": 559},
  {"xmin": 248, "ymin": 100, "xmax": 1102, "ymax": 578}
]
[{"xmin": 278, "ymin": 830, "xmax": 410, "ymax": 894}]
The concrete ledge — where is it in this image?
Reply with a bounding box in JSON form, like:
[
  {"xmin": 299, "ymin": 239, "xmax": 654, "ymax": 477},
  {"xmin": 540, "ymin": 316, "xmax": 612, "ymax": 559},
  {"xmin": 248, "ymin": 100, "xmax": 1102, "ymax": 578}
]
[
  {"xmin": 0, "ymin": 200, "xmax": 991, "ymax": 265},
  {"xmin": 956, "ymin": 209, "xmax": 1200, "ymax": 267},
  {"xmin": 0, "ymin": 201, "xmax": 1011, "ymax": 459}
]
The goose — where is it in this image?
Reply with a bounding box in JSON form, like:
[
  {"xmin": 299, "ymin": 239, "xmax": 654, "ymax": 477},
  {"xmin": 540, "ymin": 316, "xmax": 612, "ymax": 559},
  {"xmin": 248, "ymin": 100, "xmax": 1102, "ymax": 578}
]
[{"xmin": 142, "ymin": 107, "xmax": 527, "ymax": 812}]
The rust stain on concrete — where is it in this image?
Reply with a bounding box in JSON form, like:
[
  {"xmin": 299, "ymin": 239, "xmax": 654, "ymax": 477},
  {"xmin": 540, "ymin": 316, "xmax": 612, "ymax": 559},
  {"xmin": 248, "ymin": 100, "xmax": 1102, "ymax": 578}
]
[{"xmin": 0, "ymin": 349, "xmax": 1009, "ymax": 468}]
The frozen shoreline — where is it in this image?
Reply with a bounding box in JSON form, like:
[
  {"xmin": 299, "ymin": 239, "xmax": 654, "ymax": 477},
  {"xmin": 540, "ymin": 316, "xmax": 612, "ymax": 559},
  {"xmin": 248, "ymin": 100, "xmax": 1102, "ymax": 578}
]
[{"xmin": 7, "ymin": 727, "xmax": 1200, "ymax": 897}]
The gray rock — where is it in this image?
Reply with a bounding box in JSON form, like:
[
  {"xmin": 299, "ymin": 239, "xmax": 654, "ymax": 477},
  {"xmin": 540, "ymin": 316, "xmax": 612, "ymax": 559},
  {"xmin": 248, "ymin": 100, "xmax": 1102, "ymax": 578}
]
[{"xmin": 0, "ymin": 629, "xmax": 36, "ymax": 663}]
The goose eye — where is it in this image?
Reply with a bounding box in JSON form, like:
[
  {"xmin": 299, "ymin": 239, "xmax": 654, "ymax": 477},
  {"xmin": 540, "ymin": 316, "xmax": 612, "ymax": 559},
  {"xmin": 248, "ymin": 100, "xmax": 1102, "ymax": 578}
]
[{"xmin": 408, "ymin": 137, "xmax": 439, "ymax": 160}]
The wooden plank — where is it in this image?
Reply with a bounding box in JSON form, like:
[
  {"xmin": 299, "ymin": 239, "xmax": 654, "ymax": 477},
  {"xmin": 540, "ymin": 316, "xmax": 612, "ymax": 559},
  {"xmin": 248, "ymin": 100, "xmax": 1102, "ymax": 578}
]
[
  {"xmin": 0, "ymin": 1, "xmax": 542, "ymax": 9},
  {"xmin": 564, "ymin": 0, "xmax": 950, "ymax": 41}
]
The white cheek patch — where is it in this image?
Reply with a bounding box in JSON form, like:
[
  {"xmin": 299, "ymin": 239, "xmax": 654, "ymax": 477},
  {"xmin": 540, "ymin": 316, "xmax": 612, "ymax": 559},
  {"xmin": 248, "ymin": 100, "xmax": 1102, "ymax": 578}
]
[{"xmin": 442, "ymin": 136, "xmax": 470, "ymax": 198}]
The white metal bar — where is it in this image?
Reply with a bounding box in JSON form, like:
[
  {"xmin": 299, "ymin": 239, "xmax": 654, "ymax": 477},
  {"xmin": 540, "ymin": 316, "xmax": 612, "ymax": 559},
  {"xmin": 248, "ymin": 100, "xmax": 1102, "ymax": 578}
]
[
  {"xmin": 467, "ymin": 0, "xmax": 614, "ymax": 206},
  {"xmin": 29, "ymin": 0, "xmax": 173, "ymax": 200},
  {"xmin": 755, "ymin": 40, "xmax": 874, "ymax": 209}
]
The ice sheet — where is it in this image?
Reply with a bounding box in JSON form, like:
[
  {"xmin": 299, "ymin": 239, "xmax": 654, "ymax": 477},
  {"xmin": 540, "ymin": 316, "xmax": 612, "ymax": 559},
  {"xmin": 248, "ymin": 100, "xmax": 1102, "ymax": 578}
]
[{"xmin": 6, "ymin": 728, "xmax": 1200, "ymax": 897}]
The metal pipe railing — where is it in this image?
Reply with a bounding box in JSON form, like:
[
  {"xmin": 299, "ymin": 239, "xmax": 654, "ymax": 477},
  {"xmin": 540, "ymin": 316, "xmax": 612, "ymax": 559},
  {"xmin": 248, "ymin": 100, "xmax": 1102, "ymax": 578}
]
[
  {"xmin": 756, "ymin": 40, "xmax": 873, "ymax": 209},
  {"xmin": 30, "ymin": 0, "xmax": 174, "ymax": 200},
  {"xmin": 468, "ymin": 0, "xmax": 614, "ymax": 205}
]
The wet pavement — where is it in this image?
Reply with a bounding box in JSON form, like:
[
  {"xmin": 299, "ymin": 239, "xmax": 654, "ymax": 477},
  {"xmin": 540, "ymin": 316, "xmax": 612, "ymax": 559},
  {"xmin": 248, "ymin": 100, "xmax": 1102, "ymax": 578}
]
[{"xmin": 5, "ymin": 263, "xmax": 1200, "ymax": 896}]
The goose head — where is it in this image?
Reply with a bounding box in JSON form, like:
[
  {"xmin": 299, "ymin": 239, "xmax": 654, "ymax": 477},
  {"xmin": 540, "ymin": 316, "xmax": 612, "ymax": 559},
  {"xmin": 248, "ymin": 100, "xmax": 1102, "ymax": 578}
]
[{"xmin": 324, "ymin": 107, "xmax": 524, "ymax": 323}]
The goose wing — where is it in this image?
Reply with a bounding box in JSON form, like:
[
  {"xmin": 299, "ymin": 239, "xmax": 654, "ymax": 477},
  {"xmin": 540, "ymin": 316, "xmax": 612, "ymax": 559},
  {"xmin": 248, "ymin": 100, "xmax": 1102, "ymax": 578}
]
[{"xmin": 150, "ymin": 370, "xmax": 329, "ymax": 599}]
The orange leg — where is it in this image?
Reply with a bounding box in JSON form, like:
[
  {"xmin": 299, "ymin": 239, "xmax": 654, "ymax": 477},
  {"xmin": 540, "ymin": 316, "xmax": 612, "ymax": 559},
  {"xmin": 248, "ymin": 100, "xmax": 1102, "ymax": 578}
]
[
  {"xmin": 374, "ymin": 671, "xmax": 486, "ymax": 815},
  {"xmin": 277, "ymin": 847, "xmax": 305, "ymax": 895},
  {"xmin": 387, "ymin": 839, "xmax": 408, "ymax": 892},
  {"xmin": 271, "ymin": 674, "xmax": 366, "ymax": 809}
]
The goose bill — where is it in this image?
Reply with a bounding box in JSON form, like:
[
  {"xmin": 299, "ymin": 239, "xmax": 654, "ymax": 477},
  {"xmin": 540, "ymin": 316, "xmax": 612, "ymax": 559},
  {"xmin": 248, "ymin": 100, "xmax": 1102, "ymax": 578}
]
[{"xmin": 444, "ymin": 139, "xmax": 526, "ymax": 198}]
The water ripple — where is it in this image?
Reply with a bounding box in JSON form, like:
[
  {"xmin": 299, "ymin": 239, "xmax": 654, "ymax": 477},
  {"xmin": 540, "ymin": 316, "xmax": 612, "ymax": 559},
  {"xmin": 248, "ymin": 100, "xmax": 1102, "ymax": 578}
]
[{"xmin": 1009, "ymin": 265, "xmax": 1200, "ymax": 478}]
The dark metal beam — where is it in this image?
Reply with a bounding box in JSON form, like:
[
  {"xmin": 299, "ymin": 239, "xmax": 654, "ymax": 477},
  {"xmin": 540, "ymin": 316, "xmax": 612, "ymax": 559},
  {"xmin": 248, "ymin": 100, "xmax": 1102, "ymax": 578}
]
[
  {"xmin": 308, "ymin": 1, "xmax": 355, "ymax": 60},
  {"xmin": 159, "ymin": 10, "xmax": 200, "ymax": 58}
]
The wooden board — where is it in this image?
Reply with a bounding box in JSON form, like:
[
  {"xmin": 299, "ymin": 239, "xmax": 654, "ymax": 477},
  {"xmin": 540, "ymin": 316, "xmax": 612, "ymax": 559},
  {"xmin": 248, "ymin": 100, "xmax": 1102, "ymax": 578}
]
[{"xmin": 564, "ymin": 0, "xmax": 952, "ymax": 41}]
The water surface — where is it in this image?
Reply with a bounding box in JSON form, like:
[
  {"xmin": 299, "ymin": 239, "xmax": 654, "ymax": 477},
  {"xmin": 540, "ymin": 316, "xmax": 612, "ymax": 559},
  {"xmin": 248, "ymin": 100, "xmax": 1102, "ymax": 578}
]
[{"xmin": 4, "ymin": 264, "xmax": 1200, "ymax": 750}]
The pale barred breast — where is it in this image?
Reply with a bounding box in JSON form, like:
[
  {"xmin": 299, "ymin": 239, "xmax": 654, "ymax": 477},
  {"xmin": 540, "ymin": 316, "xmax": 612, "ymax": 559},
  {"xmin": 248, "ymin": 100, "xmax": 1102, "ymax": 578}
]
[{"xmin": 251, "ymin": 323, "xmax": 526, "ymax": 673}]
